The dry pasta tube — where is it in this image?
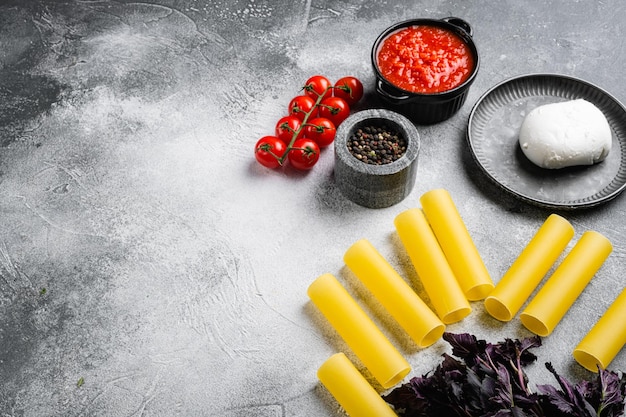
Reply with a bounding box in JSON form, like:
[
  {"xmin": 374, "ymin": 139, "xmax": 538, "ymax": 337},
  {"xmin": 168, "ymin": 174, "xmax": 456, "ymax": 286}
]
[
  {"xmin": 520, "ymin": 231, "xmax": 612, "ymax": 337},
  {"xmin": 484, "ymin": 214, "xmax": 574, "ymax": 321},
  {"xmin": 420, "ymin": 189, "xmax": 494, "ymax": 300},
  {"xmin": 344, "ymin": 239, "xmax": 445, "ymax": 348},
  {"xmin": 573, "ymin": 288, "xmax": 626, "ymax": 372},
  {"xmin": 308, "ymin": 273, "xmax": 411, "ymax": 389},
  {"xmin": 394, "ymin": 208, "xmax": 471, "ymax": 324},
  {"xmin": 318, "ymin": 353, "xmax": 398, "ymax": 417}
]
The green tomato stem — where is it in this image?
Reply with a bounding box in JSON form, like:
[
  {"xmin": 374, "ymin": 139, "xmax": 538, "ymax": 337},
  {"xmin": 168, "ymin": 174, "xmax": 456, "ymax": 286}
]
[{"xmin": 278, "ymin": 85, "xmax": 332, "ymax": 164}]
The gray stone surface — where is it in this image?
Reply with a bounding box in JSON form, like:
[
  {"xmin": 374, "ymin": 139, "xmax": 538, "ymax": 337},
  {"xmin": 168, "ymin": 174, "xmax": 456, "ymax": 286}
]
[{"xmin": 1, "ymin": 1, "xmax": 626, "ymax": 416}]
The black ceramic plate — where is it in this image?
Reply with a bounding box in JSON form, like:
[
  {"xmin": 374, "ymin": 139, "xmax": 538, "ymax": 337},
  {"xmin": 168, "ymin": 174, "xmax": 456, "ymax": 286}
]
[{"xmin": 467, "ymin": 73, "xmax": 626, "ymax": 209}]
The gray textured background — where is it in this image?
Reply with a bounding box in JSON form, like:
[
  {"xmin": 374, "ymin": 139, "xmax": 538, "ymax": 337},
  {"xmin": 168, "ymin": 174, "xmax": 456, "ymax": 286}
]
[{"xmin": 1, "ymin": 1, "xmax": 626, "ymax": 416}]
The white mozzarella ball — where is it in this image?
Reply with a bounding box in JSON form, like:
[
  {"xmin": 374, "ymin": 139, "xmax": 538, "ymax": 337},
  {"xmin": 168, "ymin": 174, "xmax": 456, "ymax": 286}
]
[{"xmin": 519, "ymin": 99, "xmax": 612, "ymax": 169}]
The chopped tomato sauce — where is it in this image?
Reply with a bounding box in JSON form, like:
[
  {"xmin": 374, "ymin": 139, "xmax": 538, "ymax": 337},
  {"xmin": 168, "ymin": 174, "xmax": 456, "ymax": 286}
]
[{"xmin": 377, "ymin": 25, "xmax": 474, "ymax": 94}]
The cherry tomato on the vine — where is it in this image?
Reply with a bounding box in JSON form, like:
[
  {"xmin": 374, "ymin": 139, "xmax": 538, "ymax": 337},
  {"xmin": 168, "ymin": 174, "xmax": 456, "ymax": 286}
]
[
  {"xmin": 255, "ymin": 136, "xmax": 287, "ymax": 169},
  {"xmin": 288, "ymin": 138, "xmax": 320, "ymax": 170},
  {"xmin": 254, "ymin": 75, "xmax": 362, "ymax": 172},
  {"xmin": 303, "ymin": 75, "xmax": 332, "ymax": 100},
  {"xmin": 275, "ymin": 115, "xmax": 303, "ymax": 143},
  {"xmin": 304, "ymin": 117, "xmax": 336, "ymax": 147},
  {"xmin": 318, "ymin": 96, "xmax": 350, "ymax": 126},
  {"xmin": 288, "ymin": 95, "xmax": 317, "ymax": 121},
  {"xmin": 333, "ymin": 76, "xmax": 364, "ymax": 106}
]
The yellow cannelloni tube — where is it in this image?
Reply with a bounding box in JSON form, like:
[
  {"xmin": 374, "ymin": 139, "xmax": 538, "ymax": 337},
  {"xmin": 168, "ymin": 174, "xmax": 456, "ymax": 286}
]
[
  {"xmin": 394, "ymin": 208, "xmax": 471, "ymax": 324},
  {"xmin": 344, "ymin": 239, "xmax": 445, "ymax": 348},
  {"xmin": 520, "ymin": 231, "xmax": 612, "ymax": 337},
  {"xmin": 307, "ymin": 273, "xmax": 411, "ymax": 389},
  {"xmin": 318, "ymin": 353, "xmax": 398, "ymax": 417},
  {"xmin": 420, "ymin": 189, "xmax": 494, "ymax": 300},
  {"xmin": 484, "ymin": 214, "xmax": 574, "ymax": 321},
  {"xmin": 573, "ymin": 288, "xmax": 626, "ymax": 372}
]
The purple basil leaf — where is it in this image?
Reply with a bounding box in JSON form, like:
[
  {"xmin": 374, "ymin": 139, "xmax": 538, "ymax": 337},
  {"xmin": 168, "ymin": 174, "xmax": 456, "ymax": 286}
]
[
  {"xmin": 462, "ymin": 367, "xmax": 495, "ymax": 412},
  {"xmin": 492, "ymin": 410, "xmax": 514, "ymax": 417},
  {"xmin": 385, "ymin": 333, "xmax": 626, "ymax": 417},
  {"xmin": 383, "ymin": 380, "xmax": 429, "ymax": 415},
  {"xmin": 491, "ymin": 406, "xmax": 528, "ymax": 417},
  {"xmin": 537, "ymin": 383, "xmax": 580, "ymax": 414},
  {"xmin": 443, "ymin": 332, "xmax": 487, "ymax": 367},
  {"xmin": 539, "ymin": 362, "xmax": 595, "ymax": 417},
  {"xmin": 492, "ymin": 364, "xmax": 514, "ymax": 407},
  {"xmin": 441, "ymin": 353, "xmax": 467, "ymax": 377},
  {"xmin": 593, "ymin": 368, "xmax": 626, "ymax": 417},
  {"xmin": 518, "ymin": 336, "xmax": 542, "ymax": 366}
]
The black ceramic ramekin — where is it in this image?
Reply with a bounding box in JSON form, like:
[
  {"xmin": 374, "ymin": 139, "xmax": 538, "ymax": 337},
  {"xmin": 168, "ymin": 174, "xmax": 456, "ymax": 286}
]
[{"xmin": 372, "ymin": 17, "xmax": 480, "ymax": 125}]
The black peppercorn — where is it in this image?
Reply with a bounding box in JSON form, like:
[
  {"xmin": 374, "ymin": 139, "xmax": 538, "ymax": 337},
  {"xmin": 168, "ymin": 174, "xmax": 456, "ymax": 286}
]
[{"xmin": 346, "ymin": 124, "xmax": 407, "ymax": 165}]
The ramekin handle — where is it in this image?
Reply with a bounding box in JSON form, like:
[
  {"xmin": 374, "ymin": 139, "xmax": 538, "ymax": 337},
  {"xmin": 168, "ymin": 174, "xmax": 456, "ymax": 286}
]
[{"xmin": 442, "ymin": 16, "xmax": 473, "ymax": 37}]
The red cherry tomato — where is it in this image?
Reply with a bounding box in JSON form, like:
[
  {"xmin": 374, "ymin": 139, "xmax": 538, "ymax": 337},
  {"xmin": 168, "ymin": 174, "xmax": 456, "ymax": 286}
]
[
  {"xmin": 333, "ymin": 76, "xmax": 364, "ymax": 106},
  {"xmin": 275, "ymin": 115, "xmax": 303, "ymax": 143},
  {"xmin": 288, "ymin": 138, "xmax": 320, "ymax": 170},
  {"xmin": 303, "ymin": 75, "xmax": 332, "ymax": 100},
  {"xmin": 304, "ymin": 117, "xmax": 336, "ymax": 147},
  {"xmin": 288, "ymin": 95, "xmax": 317, "ymax": 121},
  {"xmin": 318, "ymin": 96, "xmax": 350, "ymax": 126},
  {"xmin": 255, "ymin": 136, "xmax": 287, "ymax": 169}
]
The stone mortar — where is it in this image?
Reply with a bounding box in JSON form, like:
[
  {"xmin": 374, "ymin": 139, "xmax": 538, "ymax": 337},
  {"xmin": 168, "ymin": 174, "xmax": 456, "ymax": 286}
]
[{"xmin": 334, "ymin": 109, "xmax": 420, "ymax": 208}]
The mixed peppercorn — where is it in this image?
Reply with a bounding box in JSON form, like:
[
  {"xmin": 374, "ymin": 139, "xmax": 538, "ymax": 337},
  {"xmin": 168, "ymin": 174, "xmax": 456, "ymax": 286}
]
[{"xmin": 347, "ymin": 125, "xmax": 407, "ymax": 165}]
